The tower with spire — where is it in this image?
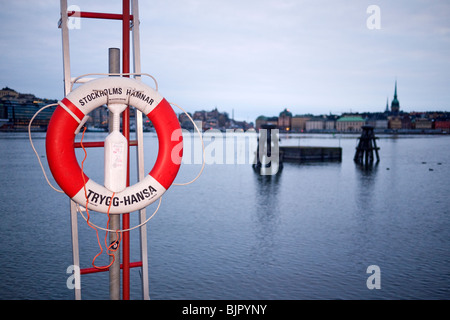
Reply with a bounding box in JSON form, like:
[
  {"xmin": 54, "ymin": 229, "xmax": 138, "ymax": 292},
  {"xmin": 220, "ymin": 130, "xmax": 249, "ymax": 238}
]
[{"xmin": 391, "ymin": 81, "xmax": 400, "ymax": 114}]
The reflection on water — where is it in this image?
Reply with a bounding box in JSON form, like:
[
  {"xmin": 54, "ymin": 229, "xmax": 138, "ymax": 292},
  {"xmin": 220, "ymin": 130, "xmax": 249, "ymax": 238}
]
[
  {"xmin": 1, "ymin": 133, "xmax": 449, "ymax": 299},
  {"xmin": 252, "ymin": 173, "xmax": 282, "ymax": 265},
  {"xmin": 354, "ymin": 162, "xmax": 379, "ymax": 214}
]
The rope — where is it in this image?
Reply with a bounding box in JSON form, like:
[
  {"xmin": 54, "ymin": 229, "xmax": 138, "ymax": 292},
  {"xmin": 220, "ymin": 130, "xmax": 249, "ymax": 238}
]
[
  {"xmin": 80, "ymin": 127, "xmax": 122, "ymax": 269},
  {"xmin": 70, "ymin": 72, "xmax": 159, "ymax": 92},
  {"xmin": 170, "ymin": 101, "xmax": 206, "ymax": 186},
  {"xmin": 28, "ymin": 103, "xmax": 64, "ymax": 193}
]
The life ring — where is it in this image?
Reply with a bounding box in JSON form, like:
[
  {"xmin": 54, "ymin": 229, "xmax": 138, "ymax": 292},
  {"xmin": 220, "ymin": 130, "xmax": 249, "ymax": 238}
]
[{"xmin": 46, "ymin": 77, "xmax": 182, "ymax": 214}]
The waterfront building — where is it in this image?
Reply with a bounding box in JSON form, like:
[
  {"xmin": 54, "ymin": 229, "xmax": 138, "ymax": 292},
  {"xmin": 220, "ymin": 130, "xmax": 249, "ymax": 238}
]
[
  {"xmin": 179, "ymin": 111, "xmax": 194, "ymax": 130},
  {"xmin": 0, "ymin": 89, "xmax": 58, "ymax": 130},
  {"xmin": 205, "ymin": 118, "xmax": 219, "ymax": 130},
  {"xmin": 265, "ymin": 116, "xmax": 278, "ymax": 128},
  {"xmin": 0, "ymin": 87, "xmax": 19, "ymax": 98},
  {"xmin": 291, "ymin": 115, "xmax": 311, "ymax": 132},
  {"xmin": 401, "ymin": 114, "xmax": 412, "ymax": 129},
  {"xmin": 434, "ymin": 113, "xmax": 450, "ymax": 132},
  {"xmin": 255, "ymin": 116, "xmax": 266, "ymax": 130},
  {"xmin": 336, "ymin": 116, "xmax": 365, "ymax": 132},
  {"xmin": 414, "ymin": 117, "xmax": 433, "ymax": 130},
  {"xmin": 388, "ymin": 115, "xmax": 402, "ymax": 130},
  {"xmin": 305, "ymin": 117, "xmax": 325, "ymax": 132},
  {"xmin": 192, "ymin": 110, "xmax": 207, "ymax": 129},
  {"xmin": 88, "ymin": 105, "xmax": 109, "ymax": 130},
  {"xmin": 278, "ymin": 108, "xmax": 292, "ymax": 132},
  {"xmin": 324, "ymin": 115, "xmax": 337, "ymax": 131},
  {"xmin": 367, "ymin": 114, "xmax": 388, "ymax": 130},
  {"xmin": 435, "ymin": 119, "xmax": 450, "ymax": 132},
  {"xmin": 375, "ymin": 118, "xmax": 388, "ymax": 130},
  {"xmin": 255, "ymin": 115, "xmax": 278, "ymax": 130}
]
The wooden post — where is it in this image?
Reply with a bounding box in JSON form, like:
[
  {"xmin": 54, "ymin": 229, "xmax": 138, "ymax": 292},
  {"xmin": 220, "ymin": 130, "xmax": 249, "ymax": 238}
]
[{"xmin": 354, "ymin": 125, "xmax": 380, "ymax": 164}]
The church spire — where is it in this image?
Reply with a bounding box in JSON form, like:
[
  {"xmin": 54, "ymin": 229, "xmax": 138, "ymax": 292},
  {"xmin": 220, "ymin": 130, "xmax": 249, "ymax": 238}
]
[
  {"xmin": 394, "ymin": 80, "xmax": 398, "ymax": 99},
  {"xmin": 391, "ymin": 80, "xmax": 400, "ymax": 114}
]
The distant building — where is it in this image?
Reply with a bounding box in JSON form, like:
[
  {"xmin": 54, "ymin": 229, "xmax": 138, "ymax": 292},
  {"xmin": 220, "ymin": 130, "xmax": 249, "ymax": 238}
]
[
  {"xmin": 0, "ymin": 87, "xmax": 57, "ymax": 130},
  {"xmin": 87, "ymin": 106, "xmax": 108, "ymax": 129},
  {"xmin": 434, "ymin": 114, "xmax": 450, "ymax": 132},
  {"xmin": 367, "ymin": 114, "xmax": 388, "ymax": 130},
  {"xmin": 291, "ymin": 115, "xmax": 311, "ymax": 132},
  {"xmin": 414, "ymin": 117, "xmax": 432, "ymax": 130},
  {"xmin": 387, "ymin": 115, "xmax": 402, "ymax": 130},
  {"xmin": 193, "ymin": 110, "xmax": 206, "ymax": 121},
  {"xmin": 305, "ymin": 117, "xmax": 325, "ymax": 132},
  {"xmin": 401, "ymin": 114, "xmax": 412, "ymax": 129},
  {"xmin": 435, "ymin": 119, "xmax": 450, "ymax": 132},
  {"xmin": 255, "ymin": 115, "xmax": 266, "ymax": 130},
  {"xmin": 0, "ymin": 87, "xmax": 19, "ymax": 98},
  {"xmin": 336, "ymin": 116, "xmax": 365, "ymax": 132},
  {"xmin": 323, "ymin": 115, "xmax": 338, "ymax": 131},
  {"xmin": 278, "ymin": 108, "xmax": 292, "ymax": 132},
  {"xmin": 179, "ymin": 111, "xmax": 193, "ymax": 130},
  {"xmin": 255, "ymin": 115, "xmax": 278, "ymax": 130},
  {"xmin": 375, "ymin": 118, "xmax": 389, "ymax": 130}
]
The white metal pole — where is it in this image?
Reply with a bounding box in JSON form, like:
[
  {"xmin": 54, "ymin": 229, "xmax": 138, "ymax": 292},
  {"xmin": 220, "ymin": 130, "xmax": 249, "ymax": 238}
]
[
  {"xmin": 132, "ymin": 0, "xmax": 150, "ymax": 300},
  {"xmin": 60, "ymin": 0, "xmax": 71, "ymax": 96},
  {"xmin": 61, "ymin": 0, "xmax": 81, "ymax": 300},
  {"xmin": 108, "ymin": 47, "xmax": 122, "ymax": 300},
  {"xmin": 70, "ymin": 200, "xmax": 81, "ymax": 300}
]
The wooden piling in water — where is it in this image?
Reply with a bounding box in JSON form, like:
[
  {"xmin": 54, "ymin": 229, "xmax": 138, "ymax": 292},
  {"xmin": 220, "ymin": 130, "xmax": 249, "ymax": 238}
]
[{"xmin": 354, "ymin": 125, "xmax": 380, "ymax": 164}]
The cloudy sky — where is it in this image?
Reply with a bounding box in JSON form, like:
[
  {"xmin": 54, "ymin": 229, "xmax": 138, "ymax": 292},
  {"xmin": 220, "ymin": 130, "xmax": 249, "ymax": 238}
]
[{"xmin": 1, "ymin": 0, "xmax": 449, "ymax": 122}]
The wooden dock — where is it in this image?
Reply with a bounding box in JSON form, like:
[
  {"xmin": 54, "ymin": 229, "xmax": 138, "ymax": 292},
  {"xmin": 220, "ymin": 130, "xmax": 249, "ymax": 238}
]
[{"xmin": 280, "ymin": 146, "xmax": 342, "ymax": 162}]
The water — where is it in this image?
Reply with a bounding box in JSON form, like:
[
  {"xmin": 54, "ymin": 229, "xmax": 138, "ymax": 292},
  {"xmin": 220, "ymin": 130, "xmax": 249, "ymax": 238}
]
[{"xmin": 0, "ymin": 132, "xmax": 449, "ymax": 300}]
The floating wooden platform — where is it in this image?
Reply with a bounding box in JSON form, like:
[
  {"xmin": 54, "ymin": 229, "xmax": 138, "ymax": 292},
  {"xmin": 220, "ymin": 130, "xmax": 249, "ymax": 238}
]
[{"xmin": 280, "ymin": 146, "xmax": 342, "ymax": 162}]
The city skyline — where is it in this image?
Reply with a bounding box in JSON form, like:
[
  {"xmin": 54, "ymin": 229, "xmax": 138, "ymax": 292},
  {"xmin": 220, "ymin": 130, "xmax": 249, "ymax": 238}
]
[
  {"xmin": 1, "ymin": 1, "xmax": 449, "ymax": 122},
  {"xmin": 2, "ymin": 82, "xmax": 449, "ymax": 130}
]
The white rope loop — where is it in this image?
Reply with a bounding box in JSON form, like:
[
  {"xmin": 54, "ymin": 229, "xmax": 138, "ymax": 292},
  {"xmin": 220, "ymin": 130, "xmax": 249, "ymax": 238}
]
[
  {"xmin": 28, "ymin": 103, "xmax": 64, "ymax": 193},
  {"xmin": 70, "ymin": 72, "xmax": 159, "ymax": 92},
  {"xmin": 170, "ymin": 101, "xmax": 206, "ymax": 186}
]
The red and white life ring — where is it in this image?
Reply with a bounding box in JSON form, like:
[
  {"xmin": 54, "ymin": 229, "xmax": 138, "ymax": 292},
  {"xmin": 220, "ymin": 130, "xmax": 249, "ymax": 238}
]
[{"xmin": 46, "ymin": 77, "xmax": 182, "ymax": 214}]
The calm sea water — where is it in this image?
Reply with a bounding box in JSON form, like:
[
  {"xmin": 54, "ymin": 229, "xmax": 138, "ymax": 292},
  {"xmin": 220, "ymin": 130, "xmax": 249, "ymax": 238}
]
[{"xmin": 0, "ymin": 131, "xmax": 449, "ymax": 300}]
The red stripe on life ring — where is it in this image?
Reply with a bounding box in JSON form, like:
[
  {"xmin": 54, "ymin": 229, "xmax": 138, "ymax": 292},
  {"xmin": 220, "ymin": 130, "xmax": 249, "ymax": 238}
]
[
  {"xmin": 46, "ymin": 106, "xmax": 89, "ymax": 198},
  {"xmin": 61, "ymin": 97, "xmax": 85, "ymax": 122},
  {"xmin": 148, "ymin": 98, "xmax": 183, "ymax": 190}
]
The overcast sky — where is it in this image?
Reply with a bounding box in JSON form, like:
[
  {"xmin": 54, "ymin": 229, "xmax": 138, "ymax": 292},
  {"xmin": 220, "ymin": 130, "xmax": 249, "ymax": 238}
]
[{"xmin": 1, "ymin": 0, "xmax": 449, "ymax": 121}]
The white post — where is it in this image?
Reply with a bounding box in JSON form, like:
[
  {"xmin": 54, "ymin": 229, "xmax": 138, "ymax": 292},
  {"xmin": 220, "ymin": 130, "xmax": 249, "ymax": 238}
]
[
  {"xmin": 61, "ymin": 0, "xmax": 82, "ymax": 300},
  {"xmin": 60, "ymin": 0, "xmax": 71, "ymax": 96},
  {"xmin": 132, "ymin": 0, "xmax": 150, "ymax": 300},
  {"xmin": 108, "ymin": 47, "xmax": 122, "ymax": 300},
  {"xmin": 70, "ymin": 200, "xmax": 81, "ymax": 300}
]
